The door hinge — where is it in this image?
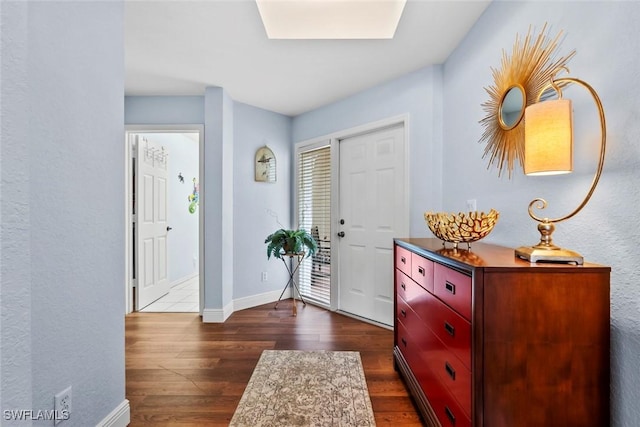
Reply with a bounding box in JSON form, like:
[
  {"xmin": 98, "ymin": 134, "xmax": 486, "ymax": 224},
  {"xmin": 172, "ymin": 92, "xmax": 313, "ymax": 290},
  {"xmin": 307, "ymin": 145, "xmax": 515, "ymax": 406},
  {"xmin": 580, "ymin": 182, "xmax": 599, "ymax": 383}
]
[{"xmin": 131, "ymin": 278, "xmax": 137, "ymax": 288}]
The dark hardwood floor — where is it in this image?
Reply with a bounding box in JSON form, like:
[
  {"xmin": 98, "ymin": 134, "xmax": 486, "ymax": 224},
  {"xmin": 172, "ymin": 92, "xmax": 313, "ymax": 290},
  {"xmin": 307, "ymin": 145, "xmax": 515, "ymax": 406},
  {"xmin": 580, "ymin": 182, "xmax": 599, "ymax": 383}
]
[{"xmin": 126, "ymin": 300, "xmax": 423, "ymax": 426}]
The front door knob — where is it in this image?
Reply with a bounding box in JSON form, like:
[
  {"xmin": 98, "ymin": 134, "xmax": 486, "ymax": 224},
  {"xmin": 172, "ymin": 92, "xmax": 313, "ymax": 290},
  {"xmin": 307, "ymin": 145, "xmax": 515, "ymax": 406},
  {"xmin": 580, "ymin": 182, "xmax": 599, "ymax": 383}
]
[{"xmin": 337, "ymin": 231, "xmax": 345, "ymax": 238}]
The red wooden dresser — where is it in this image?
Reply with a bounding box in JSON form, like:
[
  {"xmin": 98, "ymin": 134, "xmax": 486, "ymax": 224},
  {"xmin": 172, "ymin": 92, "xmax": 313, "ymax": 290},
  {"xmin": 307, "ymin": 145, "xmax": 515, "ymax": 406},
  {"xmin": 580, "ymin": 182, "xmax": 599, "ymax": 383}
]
[{"xmin": 393, "ymin": 238, "xmax": 610, "ymax": 427}]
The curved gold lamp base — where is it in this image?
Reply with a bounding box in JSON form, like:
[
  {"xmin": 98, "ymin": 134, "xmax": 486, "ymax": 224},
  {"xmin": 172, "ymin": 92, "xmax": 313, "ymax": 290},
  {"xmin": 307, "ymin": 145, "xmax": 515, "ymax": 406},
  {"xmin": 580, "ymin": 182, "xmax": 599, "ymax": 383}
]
[
  {"xmin": 513, "ymin": 74, "xmax": 606, "ymax": 267},
  {"xmin": 515, "ymin": 245, "xmax": 583, "ymax": 265}
]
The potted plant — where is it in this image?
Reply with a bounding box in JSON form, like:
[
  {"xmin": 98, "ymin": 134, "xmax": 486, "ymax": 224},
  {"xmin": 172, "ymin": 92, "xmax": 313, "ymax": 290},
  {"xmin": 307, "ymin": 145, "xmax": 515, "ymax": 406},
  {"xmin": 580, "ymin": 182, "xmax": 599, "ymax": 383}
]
[{"xmin": 265, "ymin": 228, "xmax": 318, "ymax": 259}]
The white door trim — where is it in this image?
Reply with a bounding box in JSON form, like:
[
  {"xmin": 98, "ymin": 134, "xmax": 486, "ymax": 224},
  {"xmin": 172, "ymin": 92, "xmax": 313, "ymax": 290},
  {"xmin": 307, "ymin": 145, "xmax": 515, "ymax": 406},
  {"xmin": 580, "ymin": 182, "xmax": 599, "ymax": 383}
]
[
  {"xmin": 124, "ymin": 124, "xmax": 205, "ymax": 315},
  {"xmin": 294, "ymin": 114, "xmax": 410, "ymax": 313}
]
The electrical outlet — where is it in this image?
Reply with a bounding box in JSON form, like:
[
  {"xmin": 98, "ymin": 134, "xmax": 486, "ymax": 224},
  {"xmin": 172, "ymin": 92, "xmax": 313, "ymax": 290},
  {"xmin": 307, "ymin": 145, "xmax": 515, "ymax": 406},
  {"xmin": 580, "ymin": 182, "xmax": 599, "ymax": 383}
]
[
  {"xmin": 466, "ymin": 199, "xmax": 477, "ymax": 212},
  {"xmin": 261, "ymin": 272, "xmax": 268, "ymax": 282},
  {"xmin": 54, "ymin": 386, "xmax": 72, "ymax": 425}
]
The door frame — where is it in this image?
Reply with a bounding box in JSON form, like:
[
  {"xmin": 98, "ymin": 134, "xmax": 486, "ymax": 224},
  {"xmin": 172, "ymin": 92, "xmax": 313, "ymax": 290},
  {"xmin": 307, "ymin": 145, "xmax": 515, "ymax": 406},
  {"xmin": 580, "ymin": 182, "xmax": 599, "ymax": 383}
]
[
  {"xmin": 294, "ymin": 114, "xmax": 409, "ymax": 313},
  {"xmin": 124, "ymin": 124, "xmax": 205, "ymax": 314}
]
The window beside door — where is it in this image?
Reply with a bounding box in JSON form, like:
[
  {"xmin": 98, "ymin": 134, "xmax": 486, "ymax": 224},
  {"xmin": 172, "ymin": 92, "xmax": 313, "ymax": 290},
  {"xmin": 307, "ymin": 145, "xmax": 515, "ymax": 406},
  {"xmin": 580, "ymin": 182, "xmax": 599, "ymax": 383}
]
[{"xmin": 297, "ymin": 145, "xmax": 331, "ymax": 306}]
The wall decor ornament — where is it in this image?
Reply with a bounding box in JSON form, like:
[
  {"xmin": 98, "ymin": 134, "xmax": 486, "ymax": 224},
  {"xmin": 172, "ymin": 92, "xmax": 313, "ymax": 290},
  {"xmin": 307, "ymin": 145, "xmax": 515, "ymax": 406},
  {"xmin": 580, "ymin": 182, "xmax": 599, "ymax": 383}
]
[
  {"xmin": 188, "ymin": 178, "xmax": 199, "ymax": 214},
  {"xmin": 255, "ymin": 145, "xmax": 276, "ymax": 182},
  {"xmin": 479, "ymin": 24, "xmax": 575, "ymax": 178}
]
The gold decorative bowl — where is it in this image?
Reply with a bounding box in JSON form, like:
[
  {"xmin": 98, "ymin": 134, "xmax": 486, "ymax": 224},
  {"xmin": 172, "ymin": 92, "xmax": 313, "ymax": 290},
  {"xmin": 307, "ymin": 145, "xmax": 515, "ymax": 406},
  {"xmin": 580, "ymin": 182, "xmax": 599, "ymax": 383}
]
[{"xmin": 424, "ymin": 209, "xmax": 500, "ymax": 249}]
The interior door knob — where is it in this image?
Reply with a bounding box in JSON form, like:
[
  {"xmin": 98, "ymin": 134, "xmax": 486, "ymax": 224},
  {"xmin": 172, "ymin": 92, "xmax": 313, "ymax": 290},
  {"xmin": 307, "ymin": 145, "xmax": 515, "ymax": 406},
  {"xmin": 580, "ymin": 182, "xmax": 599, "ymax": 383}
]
[
  {"xmin": 337, "ymin": 231, "xmax": 345, "ymax": 237},
  {"xmin": 166, "ymin": 226, "xmax": 173, "ymax": 232}
]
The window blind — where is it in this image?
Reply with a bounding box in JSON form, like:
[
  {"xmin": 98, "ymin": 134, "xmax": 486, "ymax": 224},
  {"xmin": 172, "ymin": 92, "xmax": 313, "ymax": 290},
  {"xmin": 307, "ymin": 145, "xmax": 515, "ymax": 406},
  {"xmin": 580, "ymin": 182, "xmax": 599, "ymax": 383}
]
[{"xmin": 297, "ymin": 145, "xmax": 331, "ymax": 306}]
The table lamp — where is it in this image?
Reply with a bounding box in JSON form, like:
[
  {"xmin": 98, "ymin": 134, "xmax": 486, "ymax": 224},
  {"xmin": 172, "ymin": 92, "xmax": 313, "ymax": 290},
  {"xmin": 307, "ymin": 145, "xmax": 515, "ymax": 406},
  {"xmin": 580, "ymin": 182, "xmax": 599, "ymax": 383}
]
[{"xmin": 515, "ymin": 76, "xmax": 606, "ymax": 265}]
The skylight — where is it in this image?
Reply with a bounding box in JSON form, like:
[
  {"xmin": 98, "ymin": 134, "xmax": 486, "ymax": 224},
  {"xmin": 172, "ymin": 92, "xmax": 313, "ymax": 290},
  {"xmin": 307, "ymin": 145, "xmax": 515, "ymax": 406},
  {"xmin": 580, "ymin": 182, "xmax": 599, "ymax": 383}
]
[{"xmin": 256, "ymin": 0, "xmax": 407, "ymax": 40}]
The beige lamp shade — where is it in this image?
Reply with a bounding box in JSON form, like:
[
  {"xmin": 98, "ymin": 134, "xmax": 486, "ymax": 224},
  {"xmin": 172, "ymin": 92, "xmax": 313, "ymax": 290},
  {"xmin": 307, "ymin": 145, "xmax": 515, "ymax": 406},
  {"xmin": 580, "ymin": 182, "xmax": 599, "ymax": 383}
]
[{"xmin": 524, "ymin": 99, "xmax": 573, "ymax": 175}]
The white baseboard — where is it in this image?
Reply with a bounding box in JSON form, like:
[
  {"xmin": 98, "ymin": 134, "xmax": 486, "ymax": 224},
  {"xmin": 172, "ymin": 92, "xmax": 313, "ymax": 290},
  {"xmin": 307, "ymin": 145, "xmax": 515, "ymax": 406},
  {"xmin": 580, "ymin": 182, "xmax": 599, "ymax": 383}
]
[
  {"xmin": 202, "ymin": 300, "xmax": 234, "ymax": 323},
  {"xmin": 233, "ymin": 288, "xmax": 289, "ymax": 312},
  {"xmin": 336, "ymin": 310, "xmax": 393, "ymax": 330},
  {"xmin": 96, "ymin": 399, "xmax": 129, "ymax": 427},
  {"xmin": 202, "ymin": 288, "xmax": 290, "ymax": 323}
]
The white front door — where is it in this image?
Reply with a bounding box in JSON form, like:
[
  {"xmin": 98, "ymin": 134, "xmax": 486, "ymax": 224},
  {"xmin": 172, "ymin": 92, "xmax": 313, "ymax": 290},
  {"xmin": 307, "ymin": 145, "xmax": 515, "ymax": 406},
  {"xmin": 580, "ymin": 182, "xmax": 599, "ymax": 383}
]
[
  {"xmin": 135, "ymin": 136, "xmax": 170, "ymax": 309},
  {"xmin": 337, "ymin": 124, "xmax": 408, "ymax": 326}
]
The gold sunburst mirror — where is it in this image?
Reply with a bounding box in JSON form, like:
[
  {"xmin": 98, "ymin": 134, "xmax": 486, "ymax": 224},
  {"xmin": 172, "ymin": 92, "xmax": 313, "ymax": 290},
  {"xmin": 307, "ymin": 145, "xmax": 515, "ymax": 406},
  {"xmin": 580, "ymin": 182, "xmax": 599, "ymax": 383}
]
[{"xmin": 479, "ymin": 24, "xmax": 576, "ymax": 178}]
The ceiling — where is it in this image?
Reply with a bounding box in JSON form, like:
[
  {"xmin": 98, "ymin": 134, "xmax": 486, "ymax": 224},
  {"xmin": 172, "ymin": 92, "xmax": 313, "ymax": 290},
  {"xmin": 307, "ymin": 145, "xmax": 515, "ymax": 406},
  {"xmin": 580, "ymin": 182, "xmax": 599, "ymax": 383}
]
[{"xmin": 125, "ymin": 0, "xmax": 491, "ymax": 117}]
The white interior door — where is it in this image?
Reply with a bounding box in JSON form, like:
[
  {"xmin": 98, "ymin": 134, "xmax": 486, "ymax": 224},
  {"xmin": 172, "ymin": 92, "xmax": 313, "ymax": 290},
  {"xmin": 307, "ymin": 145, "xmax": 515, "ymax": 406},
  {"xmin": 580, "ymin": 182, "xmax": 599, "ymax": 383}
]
[
  {"xmin": 337, "ymin": 124, "xmax": 407, "ymax": 326},
  {"xmin": 135, "ymin": 136, "xmax": 170, "ymax": 309}
]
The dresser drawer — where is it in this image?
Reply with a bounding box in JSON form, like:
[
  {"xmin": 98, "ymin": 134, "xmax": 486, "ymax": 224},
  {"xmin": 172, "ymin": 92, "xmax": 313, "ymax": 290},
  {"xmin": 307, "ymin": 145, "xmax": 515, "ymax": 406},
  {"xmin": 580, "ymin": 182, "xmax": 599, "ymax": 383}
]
[
  {"xmin": 428, "ymin": 381, "xmax": 472, "ymax": 427},
  {"xmin": 396, "ymin": 270, "xmax": 434, "ymax": 314},
  {"xmin": 427, "ymin": 332, "xmax": 472, "ymax": 417},
  {"xmin": 416, "ymin": 328, "xmax": 472, "ymax": 427},
  {"xmin": 431, "ymin": 296, "xmax": 472, "ymax": 370},
  {"xmin": 396, "ymin": 270, "xmax": 442, "ymax": 332},
  {"xmin": 411, "ymin": 252, "xmax": 434, "ymax": 293},
  {"xmin": 395, "ymin": 269, "xmax": 413, "ymax": 304},
  {"xmin": 396, "ymin": 321, "xmax": 432, "ymax": 387},
  {"xmin": 395, "ymin": 245, "xmax": 412, "ymax": 276},
  {"xmin": 434, "ymin": 263, "xmax": 472, "ymax": 321},
  {"xmin": 397, "ymin": 296, "xmax": 427, "ymax": 345}
]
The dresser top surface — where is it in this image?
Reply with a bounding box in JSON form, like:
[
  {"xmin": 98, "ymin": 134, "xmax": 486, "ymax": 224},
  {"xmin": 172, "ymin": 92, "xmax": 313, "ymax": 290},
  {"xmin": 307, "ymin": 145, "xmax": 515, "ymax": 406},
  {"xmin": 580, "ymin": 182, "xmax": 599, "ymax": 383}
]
[{"xmin": 395, "ymin": 238, "xmax": 609, "ymax": 272}]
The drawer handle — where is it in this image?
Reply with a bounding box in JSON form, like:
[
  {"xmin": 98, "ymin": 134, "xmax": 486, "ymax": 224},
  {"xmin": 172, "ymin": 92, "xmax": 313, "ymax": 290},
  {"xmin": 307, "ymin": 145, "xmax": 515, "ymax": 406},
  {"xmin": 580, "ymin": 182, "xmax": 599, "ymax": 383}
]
[
  {"xmin": 418, "ymin": 266, "xmax": 425, "ymax": 276},
  {"xmin": 444, "ymin": 321, "xmax": 455, "ymax": 337},
  {"xmin": 400, "ymin": 282, "xmax": 406, "ymax": 290},
  {"xmin": 445, "ymin": 362, "xmax": 456, "ymax": 381},
  {"xmin": 445, "ymin": 281, "xmax": 456, "ymax": 295},
  {"xmin": 400, "ymin": 309, "xmax": 406, "ymax": 318},
  {"xmin": 401, "ymin": 256, "xmax": 406, "ymax": 264},
  {"xmin": 445, "ymin": 406, "xmax": 456, "ymax": 425},
  {"xmin": 401, "ymin": 337, "xmax": 407, "ymax": 347}
]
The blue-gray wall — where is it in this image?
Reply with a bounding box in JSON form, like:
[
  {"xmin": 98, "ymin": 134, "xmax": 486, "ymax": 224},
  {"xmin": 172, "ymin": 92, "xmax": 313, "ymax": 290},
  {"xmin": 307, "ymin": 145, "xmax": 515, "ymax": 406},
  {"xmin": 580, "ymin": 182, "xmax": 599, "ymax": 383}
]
[
  {"xmin": 292, "ymin": 66, "xmax": 444, "ymax": 236},
  {"xmin": 22, "ymin": 1, "xmax": 633, "ymax": 424},
  {"xmin": 1, "ymin": 1, "xmax": 126, "ymax": 425},
  {"xmin": 233, "ymin": 102, "xmax": 292, "ymax": 300},
  {"xmin": 125, "ymin": 96, "xmax": 205, "ymax": 124},
  {"xmin": 442, "ymin": 2, "xmax": 640, "ymax": 425},
  {"xmin": 125, "ymin": 95, "xmax": 294, "ymax": 311},
  {"xmin": 290, "ymin": 2, "xmax": 640, "ymax": 425}
]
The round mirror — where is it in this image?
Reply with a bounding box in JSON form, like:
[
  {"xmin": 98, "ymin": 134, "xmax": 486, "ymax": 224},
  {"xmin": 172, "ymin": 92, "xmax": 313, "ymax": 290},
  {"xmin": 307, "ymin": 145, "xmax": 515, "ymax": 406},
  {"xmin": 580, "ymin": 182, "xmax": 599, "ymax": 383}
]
[
  {"xmin": 479, "ymin": 25, "xmax": 575, "ymax": 177},
  {"xmin": 498, "ymin": 85, "xmax": 526, "ymax": 130}
]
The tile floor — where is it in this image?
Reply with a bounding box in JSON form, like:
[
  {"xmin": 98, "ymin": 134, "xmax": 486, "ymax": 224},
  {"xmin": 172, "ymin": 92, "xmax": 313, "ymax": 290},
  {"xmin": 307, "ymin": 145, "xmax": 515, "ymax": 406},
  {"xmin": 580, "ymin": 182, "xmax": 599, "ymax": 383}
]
[{"xmin": 140, "ymin": 276, "xmax": 199, "ymax": 313}]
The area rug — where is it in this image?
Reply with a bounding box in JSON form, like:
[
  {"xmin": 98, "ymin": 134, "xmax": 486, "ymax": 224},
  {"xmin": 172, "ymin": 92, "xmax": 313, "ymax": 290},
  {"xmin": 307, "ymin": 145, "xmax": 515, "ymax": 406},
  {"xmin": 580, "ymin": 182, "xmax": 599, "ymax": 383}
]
[{"xmin": 229, "ymin": 350, "xmax": 376, "ymax": 426}]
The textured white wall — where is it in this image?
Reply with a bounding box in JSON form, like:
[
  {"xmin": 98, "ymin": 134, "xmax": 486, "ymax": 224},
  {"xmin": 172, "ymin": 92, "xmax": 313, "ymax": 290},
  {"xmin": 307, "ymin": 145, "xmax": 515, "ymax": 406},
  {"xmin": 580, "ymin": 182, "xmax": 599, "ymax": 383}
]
[
  {"xmin": 443, "ymin": 2, "xmax": 640, "ymax": 425},
  {"xmin": 1, "ymin": 1, "xmax": 126, "ymax": 426}
]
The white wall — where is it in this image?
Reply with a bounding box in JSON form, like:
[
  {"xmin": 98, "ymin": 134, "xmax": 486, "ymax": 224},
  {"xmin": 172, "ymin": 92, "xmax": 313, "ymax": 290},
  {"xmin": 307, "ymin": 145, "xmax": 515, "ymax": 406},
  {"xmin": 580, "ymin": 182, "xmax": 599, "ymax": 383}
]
[
  {"xmin": 233, "ymin": 102, "xmax": 292, "ymax": 301},
  {"xmin": 1, "ymin": 2, "xmax": 127, "ymax": 426},
  {"xmin": 443, "ymin": 2, "xmax": 640, "ymax": 425},
  {"xmin": 143, "ymin": 133, "xmax": 200, "ymax": 285}
]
